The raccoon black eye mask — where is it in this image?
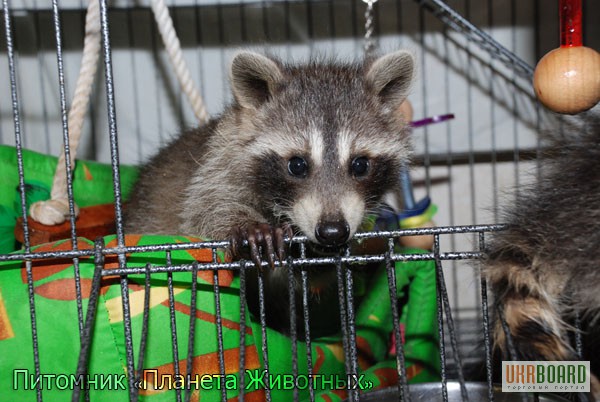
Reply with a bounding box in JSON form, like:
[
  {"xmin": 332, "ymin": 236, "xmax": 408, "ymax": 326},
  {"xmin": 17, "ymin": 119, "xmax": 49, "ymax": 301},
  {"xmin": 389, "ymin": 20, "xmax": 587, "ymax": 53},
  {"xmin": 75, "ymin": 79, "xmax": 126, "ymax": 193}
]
[
  {"xmin": 232, "ymin": 154, "xmax": 372, "ymax": 263},
  {"xmin": 125, "ymin": 49, "xmax": 415, "ymax": 267},
  {"xmin": 124, "ymin": 50, "xmax": 415, "ymax": 335}
]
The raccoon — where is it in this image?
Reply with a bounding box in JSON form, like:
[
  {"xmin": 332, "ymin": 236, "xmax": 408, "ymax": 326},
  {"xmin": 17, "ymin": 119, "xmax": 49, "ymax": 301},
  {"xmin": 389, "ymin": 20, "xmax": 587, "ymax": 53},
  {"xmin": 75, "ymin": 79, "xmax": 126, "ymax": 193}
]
[
  {"xmin": 484, "ymin": 118, "xmax": 600, "ymax": 396},
  {"xmin": 124, "ymin": 50, "xmax": 415, "ymax": 336}
]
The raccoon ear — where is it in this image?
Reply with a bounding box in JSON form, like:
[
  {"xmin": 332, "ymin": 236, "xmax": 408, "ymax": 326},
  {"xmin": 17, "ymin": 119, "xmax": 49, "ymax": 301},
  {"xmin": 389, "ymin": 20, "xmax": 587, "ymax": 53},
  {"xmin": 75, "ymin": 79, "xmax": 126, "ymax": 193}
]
[
  {"xmin": 229, "ymin": 52, "xmax": 284, "ymax": 110},
  {"xmin": 366, "ymin": 50, "xmax": 415, "ymax": 111}
]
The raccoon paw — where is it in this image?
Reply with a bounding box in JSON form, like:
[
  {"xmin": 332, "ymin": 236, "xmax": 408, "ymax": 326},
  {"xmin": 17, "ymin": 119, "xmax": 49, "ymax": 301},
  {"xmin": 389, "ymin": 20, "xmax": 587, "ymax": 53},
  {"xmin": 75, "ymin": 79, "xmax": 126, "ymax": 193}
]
[
  {"xmin": 229, "ymin": 223, "xmax": 293, "ymax": 269},
  {"xmin": 493, "ymin": 295, "xmax": 574, "ymax": 361}
]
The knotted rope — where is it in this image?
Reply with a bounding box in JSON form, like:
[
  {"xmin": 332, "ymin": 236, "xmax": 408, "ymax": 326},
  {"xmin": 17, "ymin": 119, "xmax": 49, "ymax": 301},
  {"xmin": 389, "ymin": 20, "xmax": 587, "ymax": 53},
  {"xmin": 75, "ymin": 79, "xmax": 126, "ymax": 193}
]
[{"xmin": 30, "ymin": 0, "xmax": 208, "ymax": 225}]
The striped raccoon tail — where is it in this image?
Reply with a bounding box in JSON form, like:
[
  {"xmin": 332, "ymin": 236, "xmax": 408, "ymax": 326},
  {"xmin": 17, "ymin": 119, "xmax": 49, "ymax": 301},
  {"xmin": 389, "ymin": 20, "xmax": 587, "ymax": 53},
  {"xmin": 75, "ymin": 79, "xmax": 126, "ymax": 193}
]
[{"xmin": 486, "ymin": 257, "xmax": 576, "ymax": 362}]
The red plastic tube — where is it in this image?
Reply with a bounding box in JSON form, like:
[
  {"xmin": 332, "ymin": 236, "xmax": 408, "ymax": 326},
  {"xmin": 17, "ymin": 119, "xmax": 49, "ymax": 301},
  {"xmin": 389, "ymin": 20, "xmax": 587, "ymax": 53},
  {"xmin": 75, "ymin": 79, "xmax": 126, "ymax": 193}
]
[{"xmin": 560, "ymin": 0, "xmax": 582, "ymax": 47}]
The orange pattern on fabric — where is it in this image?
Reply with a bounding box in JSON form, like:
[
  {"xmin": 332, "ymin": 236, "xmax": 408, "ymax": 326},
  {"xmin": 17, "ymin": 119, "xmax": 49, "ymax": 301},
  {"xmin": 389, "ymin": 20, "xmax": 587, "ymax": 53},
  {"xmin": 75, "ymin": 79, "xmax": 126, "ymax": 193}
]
[
  {"xmin": 313, "ymin": 346, "xmax": 326, "ymax": 373},
  {"xmin": 406, "ymin": 363, "xmax": 423, "ymax": 379},
  {"xmin": 0, "ymin": 290, "xmax": 14, "ymax": 340},
  {"xmin": 355, "ymin": 336, "xmax": 377, "ymax": 371},
  {"xmin": 103, "ymin": 235, "xmax": 142, "ymax": 273},
  {"xmin": 185, "ymin": 388, "xmax": 266, "ymax": 402},
  {"xmin": 224, "ymin": 389, "xmax": 267, "ymax": 402},
  {"xmin": 372, "ymin": 366, "xmax": 398, "ymax": 387},
  {"xmin": 21, "ymin": 239, "xmax": 94, "ymax": 283},
  {"xmin": 166, "ymin": 300, "xmax": 252, "ymax": 336},
  {"xmin": 138, "ymin": 347, "xmax": 262, "ymax": 396},
  {"xmin": 176, "ymin": 238, "xmax": 234, "ymax": 287},
  {"xmin": 82, "ymin": 163, "xmax": 93, "ymax": 180},
  {"xmin": 34, "ymin": 277, "xmax": 94, "ymax": 300},
  {"xmin": 194, "ymin": 269, "xmax": 234, "ymax": 288}
]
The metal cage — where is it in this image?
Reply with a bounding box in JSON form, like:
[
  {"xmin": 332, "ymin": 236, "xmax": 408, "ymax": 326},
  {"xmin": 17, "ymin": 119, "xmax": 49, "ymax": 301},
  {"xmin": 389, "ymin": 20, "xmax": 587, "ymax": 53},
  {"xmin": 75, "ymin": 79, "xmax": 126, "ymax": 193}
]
[{"xmin": 1, "ymin": 0, "xmax": 598, "ymax": 401}]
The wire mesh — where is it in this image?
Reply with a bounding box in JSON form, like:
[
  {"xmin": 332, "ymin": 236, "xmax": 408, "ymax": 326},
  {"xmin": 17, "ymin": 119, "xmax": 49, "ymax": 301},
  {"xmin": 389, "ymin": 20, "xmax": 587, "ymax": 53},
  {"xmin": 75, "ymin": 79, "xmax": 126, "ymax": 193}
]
[
  {"xmin": 1, "ymin": 224, "xmax": 507, "ymax": 402},
  {"xmin": 1, "ymin": 0, "xmax": 598, "ymax": 401}
]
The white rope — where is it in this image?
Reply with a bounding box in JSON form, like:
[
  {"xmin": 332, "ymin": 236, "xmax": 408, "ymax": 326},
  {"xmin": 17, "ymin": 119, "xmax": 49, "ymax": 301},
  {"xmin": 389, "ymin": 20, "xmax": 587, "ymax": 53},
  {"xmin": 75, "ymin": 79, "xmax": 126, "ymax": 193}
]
[
  {"xmin": 30, "ymin": 0, "xmax": 101, "ymax": 225},
  {"xmin": 363, "ymin": 0, "xmax": 378, "ymax": 56},
  {"xmin": 150, "ymin": 0, "xmax": 209, "ymax": 124},
  {"xmin": 30, "ymin": 0, "xmax": 209, "ymax": 226}
]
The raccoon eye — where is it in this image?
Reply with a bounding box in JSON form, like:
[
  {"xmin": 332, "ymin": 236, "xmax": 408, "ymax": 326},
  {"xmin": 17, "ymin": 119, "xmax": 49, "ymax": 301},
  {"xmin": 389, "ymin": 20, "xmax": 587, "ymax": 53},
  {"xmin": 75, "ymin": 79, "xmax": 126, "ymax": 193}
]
[
  {"xmin": 351, "ymin": 157, "xmax": 370, "ymax": 177},
  {"xmin": 288, "ymin": 156, "xmax": 308, "ymax": 178}
]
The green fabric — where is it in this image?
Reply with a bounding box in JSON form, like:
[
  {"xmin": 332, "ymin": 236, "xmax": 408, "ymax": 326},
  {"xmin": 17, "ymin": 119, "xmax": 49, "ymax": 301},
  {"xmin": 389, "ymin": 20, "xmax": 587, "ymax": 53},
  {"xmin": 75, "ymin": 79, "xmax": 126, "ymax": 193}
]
[
  {"xmin": 0, "ymin": 236, "xmax": 439, "ymax": 401},
  {"xmin": 0, "ymin": 145, "xmax": 439, "ymax": 400},
  {"xmin": 0, "ymin": 145, "xmax": 138, "ymax": 253}
]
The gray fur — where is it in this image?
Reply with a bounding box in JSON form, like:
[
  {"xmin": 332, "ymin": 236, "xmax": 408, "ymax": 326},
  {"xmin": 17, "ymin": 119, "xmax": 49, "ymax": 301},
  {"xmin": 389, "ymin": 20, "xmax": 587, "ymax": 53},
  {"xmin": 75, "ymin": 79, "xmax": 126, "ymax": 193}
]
[
  {"xmin": 484, "ymin": 118, "xmax": 600, "ymax": 389},
  {"xmin": 124, "ymin": 51, "xmax": 415, "ymax": 337},
  {"xmin": 125, "ymin": 51, "xmax": 415, "ymax": 241}
]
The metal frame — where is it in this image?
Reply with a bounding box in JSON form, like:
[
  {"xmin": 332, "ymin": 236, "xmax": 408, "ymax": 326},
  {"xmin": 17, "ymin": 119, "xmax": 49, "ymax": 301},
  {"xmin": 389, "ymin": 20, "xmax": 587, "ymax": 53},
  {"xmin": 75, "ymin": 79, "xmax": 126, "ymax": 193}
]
[
  {"xmin": 1, "ymin": 223, "xmax": 507, "ymax": 402},
  {"xmin": 1, "ymin": 0, "xmax": 592, "ymax": 401}
]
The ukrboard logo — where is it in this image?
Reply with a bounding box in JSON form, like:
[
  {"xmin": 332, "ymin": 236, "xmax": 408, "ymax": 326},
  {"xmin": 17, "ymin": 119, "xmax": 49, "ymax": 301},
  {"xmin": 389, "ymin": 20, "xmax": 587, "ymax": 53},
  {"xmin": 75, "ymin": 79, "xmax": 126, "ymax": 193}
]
[{"xmin": 502, "ymin": 361, "xmax": 590, "ymax": 393}]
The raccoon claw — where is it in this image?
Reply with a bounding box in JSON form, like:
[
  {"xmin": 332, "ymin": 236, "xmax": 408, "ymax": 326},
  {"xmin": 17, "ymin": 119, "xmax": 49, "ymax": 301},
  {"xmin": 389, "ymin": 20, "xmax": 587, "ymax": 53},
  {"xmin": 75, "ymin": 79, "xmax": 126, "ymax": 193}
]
[
  {"xmin": 229, "ymin": 223, "xmax": 292, "ymax": 270},
  {"xmin": 276, "ymin": 224, "xmax": 294, "ymax": 262}
]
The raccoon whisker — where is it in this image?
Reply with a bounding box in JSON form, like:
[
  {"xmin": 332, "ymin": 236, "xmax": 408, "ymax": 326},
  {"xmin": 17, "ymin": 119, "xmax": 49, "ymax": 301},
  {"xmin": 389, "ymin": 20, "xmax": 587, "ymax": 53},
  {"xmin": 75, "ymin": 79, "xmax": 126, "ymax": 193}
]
[
  {"xmin": 365, "ymin": 204, "xmax": 384, "ymax": 216},
  {"xmin": 289, "ymin": 225, "xmax": 303, "ymax": 239},
  {"xmin": 124, "ymin": 49, "xmax": 417, "ymax": 339},
  {"xmin": 363, "ymin": 205, "xmax": 391, "ymax": 222},
  {"xmin": 187, "ymin": 150, "xmax": 203, "ymax": 168},
  {"xmin": 272, "ymin": 202, "xmax": 292, "ymax": 220}
]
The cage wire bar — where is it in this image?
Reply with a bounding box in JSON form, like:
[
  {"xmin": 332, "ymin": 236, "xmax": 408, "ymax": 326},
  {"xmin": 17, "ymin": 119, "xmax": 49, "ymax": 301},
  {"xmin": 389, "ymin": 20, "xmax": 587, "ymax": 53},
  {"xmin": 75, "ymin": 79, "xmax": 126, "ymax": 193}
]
[
  {"xmin": 46, "ymin": 5, "xmax": 93, "ymax": 400},
  {"xmin": 95, "ymin": 0, "xmax": 141, "ymax": 396},
  {"xmin": 1, "ymin": 0, "xmax": 597, "ymax": 402},
  {"xmin": 416, "ymin": 0, "xmax": 534, "ymax": 79},
  {"xmin": 2, "ymin": 1, "xmax": 43, "ymax": 402},
  {"xmin": 477, "ymin": 231, "xmax": 494, "ymax": 402},
  {"xmin": 1, "ymin": 224, "xmax": 511, "ymax": 401}
]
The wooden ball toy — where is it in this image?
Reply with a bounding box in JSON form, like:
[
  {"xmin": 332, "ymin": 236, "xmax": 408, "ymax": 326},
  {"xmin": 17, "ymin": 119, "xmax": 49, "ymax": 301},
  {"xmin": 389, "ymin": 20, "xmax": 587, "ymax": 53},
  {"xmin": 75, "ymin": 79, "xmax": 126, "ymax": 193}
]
[
  {"xmin": 534, "ymin": 46, "xmax": 600, "ymax": 115},
  {"xmin": 533, "ymin": 0, "xmax": 600, "ymax": 114}
]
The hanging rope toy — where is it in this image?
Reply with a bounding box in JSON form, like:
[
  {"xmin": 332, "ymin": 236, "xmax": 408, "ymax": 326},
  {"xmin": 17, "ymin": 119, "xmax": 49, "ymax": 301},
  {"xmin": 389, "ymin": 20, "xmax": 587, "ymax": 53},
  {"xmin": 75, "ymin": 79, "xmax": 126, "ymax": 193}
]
[
  {"xmin": 29, "ymin": 0, "xmax": 208, "ymax": 226},
  {"xmin": 29, "ymin": 0, "xmax": 101, "ymax": 225}
]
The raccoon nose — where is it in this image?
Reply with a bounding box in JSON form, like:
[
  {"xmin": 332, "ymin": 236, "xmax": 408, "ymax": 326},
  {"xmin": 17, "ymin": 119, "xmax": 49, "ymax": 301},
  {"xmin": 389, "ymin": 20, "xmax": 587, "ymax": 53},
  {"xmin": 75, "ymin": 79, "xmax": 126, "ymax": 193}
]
[{"xmin": 315, "ymin": 221, "xmax": 350, "ymax": 246}]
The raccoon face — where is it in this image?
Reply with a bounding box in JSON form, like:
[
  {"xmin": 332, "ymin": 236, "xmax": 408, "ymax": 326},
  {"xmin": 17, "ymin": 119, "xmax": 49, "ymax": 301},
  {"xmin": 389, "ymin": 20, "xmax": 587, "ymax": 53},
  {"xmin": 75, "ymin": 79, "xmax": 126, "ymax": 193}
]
[
  {"xmin": 247, "ymin": 148, "xmax": 402, "ymax": 251},
  {"xmin": 229, "ymin": 51, "xmax": 415, "ymax": 249},
  {"xmin": 284, "ymin": 150, "xmax": 401, "ymax": 250}
]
